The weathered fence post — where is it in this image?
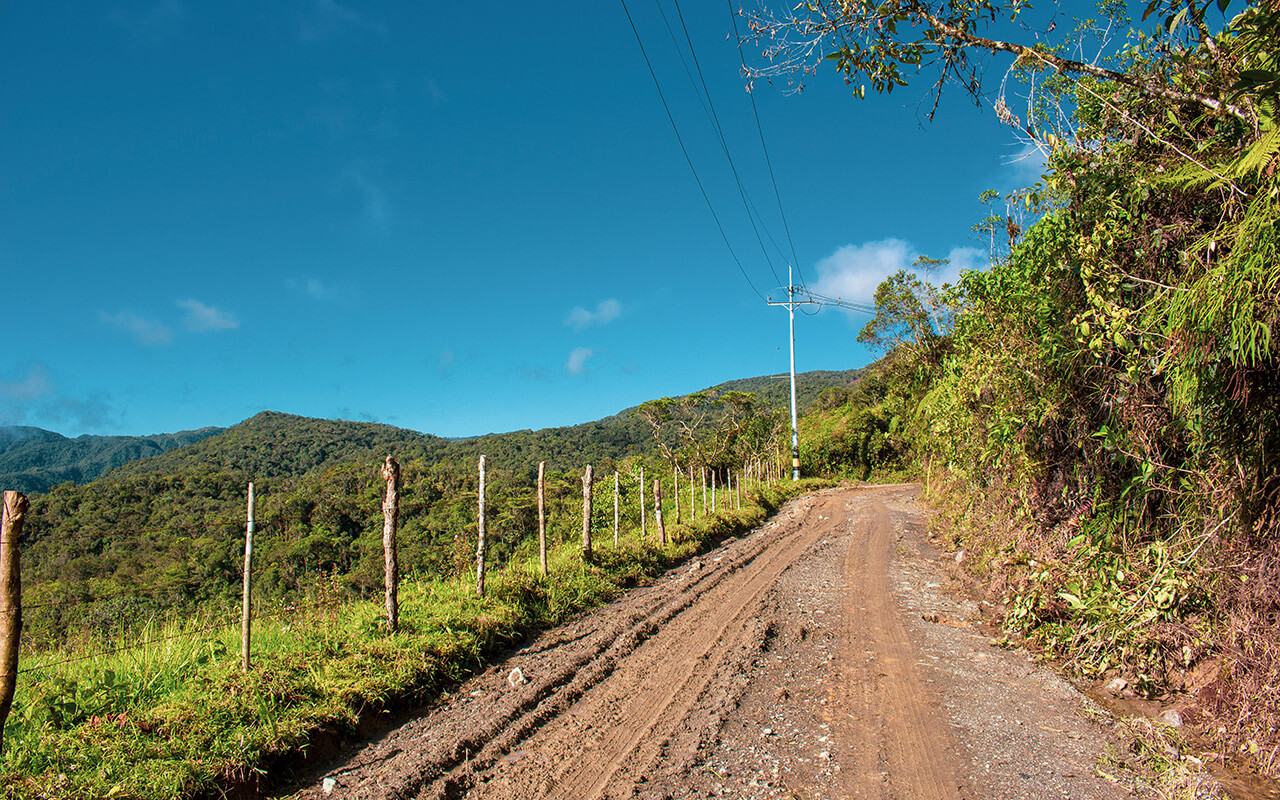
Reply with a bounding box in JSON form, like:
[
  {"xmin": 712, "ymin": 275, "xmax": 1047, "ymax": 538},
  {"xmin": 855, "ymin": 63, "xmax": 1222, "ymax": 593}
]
[
  {"xmin": 653, "ymin": 479, "xmax": 666, "ymax": 545},
  {"xmin": 538, "ymin": 461, "xmax": 548, "ymax": 577},
  {"xmin": 476, "ymin": 455, "xmax": 487, "ymax": 597},
  {"xmin": 0, "ymin": 491, "xmax": 27, "ymax": 754},
  {"xmin": 613, "ymin": 470, "xmax": 620, "ymax": 547},
  {"xmin": 712, "ymin": 470, "xmax": 717, "ymax": 513},
  {"xmin": 689, "ymin": 466, "xmax": 695, "ymax": 520},
  {"xmin": 581, "ymin": 464, "xmax": 594, "ymax": 558},
  {"xmin": 701, "ymin": 467, "xmax": 707, "ymax": 515},
  {"xmin": 382, "ymin": 456, "xmax": 400, "ymax": 632},
  {"xmin": 673, "ymin": 467, "xmax": 681, "ymax": 525},
  {"xmin": 639, "ymin": 466, "xmax": 646, "ymax": 539},
  {"xmin": 241, "ymin": 482, "xmax": 254, "ymax": 672}
]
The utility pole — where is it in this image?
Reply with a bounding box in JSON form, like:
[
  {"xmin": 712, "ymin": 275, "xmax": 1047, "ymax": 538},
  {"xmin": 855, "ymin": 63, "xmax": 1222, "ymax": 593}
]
[
  {"xmin": 767, "ymin": 264, "xmax": 816, "ymax": 481},
  {"xmin": 766, "ymin": 267, "xmax": 875, "ymax": 481}
]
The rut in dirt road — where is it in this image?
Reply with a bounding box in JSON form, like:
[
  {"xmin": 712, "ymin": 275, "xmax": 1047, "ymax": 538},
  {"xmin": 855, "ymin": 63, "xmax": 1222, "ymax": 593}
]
[{"xmin": 296, "ymin": 486, "xmax": 1137, "ymax": 800}]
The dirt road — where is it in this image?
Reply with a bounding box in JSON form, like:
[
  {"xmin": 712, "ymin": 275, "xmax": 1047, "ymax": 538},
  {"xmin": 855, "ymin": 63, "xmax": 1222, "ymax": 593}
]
[{"xmin": 292, "ymin": 484, "xmax": 1139, "ymax": 800}]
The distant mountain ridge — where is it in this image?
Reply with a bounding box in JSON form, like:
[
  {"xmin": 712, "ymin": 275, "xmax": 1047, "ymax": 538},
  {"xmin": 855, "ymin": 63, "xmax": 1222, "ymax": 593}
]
[
  {"xmin": 0, "ymin": 425, "xmax": 225, "ymax": 493},
  {"xmin": 1, "ymin": 368, "xmax": 864, "ymax": 494}
]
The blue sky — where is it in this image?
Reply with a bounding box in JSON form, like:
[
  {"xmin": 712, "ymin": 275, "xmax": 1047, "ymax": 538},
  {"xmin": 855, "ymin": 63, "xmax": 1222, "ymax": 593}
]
[{"xmin": 1, "ymin": 0, "xmax": 1048, "ymax": 438}]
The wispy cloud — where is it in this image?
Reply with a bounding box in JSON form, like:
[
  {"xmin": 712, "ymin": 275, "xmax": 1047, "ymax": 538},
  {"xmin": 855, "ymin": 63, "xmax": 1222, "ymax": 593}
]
[
  {"xmin": 340, "ymin": 164, "xmax": 391, "ymax": 233},
  {"xmin": 178, "ymin": 300, "xmax": 239, "ymax": 333},
  {"xmin": 811, "ymin": 239, "xmax": 988, "ymax": 312},
  {"xmin": 0, "ymin": 364, "xmax": 116, "ymax": 432},
  {"xmin": 565, "ymin": 347, "xmax": 593, "ymax": 375},
  {"xmin": 100, "ymin": 310, "xmax": 173, "ymax": 346},
  {"xmin": 1002, "ymin": 143, "xmax": 1050, "ymax": 189},
  {"xmin": 424, "ymin": 77, "xmax": 446, "ymax": 107},
  {"xmin": 300, "ymin": 0, "xmax": 386, "ymax": 41},
  {"xmin": 0, "ymin": 364, "xmax": 53, "ymax": 403},
  {"xmin": 107, "ymin": 0, "xmax": 184, "ymax": 42},
  {"xmin": 565, "ymin": 299, "xmax": 621, "ymax": 331},
  {"xmin": 286, "ymin": 277, "xmax": 335, "ymax": 299}
]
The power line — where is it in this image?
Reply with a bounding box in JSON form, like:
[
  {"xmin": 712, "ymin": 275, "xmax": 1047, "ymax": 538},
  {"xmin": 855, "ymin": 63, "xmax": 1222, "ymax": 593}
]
[
  {"xmin": 619, "ymin": 0, "xmax": 766, "ymax": 302},
  {"xmin": 667, "ymin": 0, "xmax": 785, "ymax": 289},
  {"xmin": 725, "ymin": 0, "xmax": 806, "ymax": 288}
]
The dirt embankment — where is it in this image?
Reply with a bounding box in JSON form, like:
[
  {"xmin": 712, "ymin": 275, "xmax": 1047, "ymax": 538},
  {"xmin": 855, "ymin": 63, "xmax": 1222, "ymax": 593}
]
[{"xmin": 286, "ymin": 485, "xmax": 1150, "ymax": 799}]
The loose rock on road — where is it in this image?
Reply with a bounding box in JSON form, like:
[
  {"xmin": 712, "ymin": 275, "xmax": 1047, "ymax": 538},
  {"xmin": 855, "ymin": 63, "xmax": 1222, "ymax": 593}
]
[{"xmin": 294, "ymin": 484, "xmax": 1139, "ymax": 799}]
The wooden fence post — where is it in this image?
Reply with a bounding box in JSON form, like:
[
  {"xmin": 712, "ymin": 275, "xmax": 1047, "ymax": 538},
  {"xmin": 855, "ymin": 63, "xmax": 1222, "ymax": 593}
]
[
  {"xmin": 701, "ymin": 467, "xmax": 707, "ymax": 515},
  {"xmin": 241, "ymin": 482, "xmax": 255, "ymax": 672},
  {"xmin": 0, "ymin": 491, "xmax": 27, "ymax": 754},
  {"xmin": 476, "ymin": 455, "xmax": 487, "ymax": 598},
  {"xmin": 382, "ymin": 456, "xmax": 400, "ymax": 632},
  {"xmin": 538, "ymin": 461, "xmax": 548, "ymax": 577},
  {"xmin": 653, "ymin": 479, "xmax": 666, "ymax": 545},
  {"xmin": 613, "ymin": 470, "xmax": 620, "ymax": 547},
  {"xmin": 581, "ymin": 464, "xmax": 594, "ymax": 559},
  {"xmin": 673, "ymin": 467, "xmax": 681, "ymax": 525},
  {"xmin": 689, "ymin": 465, "xmax": 695, "ymax": 520},
  {"xmin": 638, "ymin": 466, "xmax": 645, "ymax": 540},
  {"xmin": 712, "ymin": 470, "xmax": 717, "ymax": 513}
]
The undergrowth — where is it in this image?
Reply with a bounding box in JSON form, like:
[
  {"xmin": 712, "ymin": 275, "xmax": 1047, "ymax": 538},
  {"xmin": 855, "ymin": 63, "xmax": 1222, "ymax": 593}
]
[{"xmin": 0, "ymin": 478, "xmax": 830, "ymax": 799}]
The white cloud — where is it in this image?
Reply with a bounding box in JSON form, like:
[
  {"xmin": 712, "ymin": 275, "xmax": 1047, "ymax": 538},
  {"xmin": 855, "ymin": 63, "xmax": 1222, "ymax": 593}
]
[
  {"xmin": 565, "ymin": 299, "xmax": 622, "ymax": 331},
  {"xmin": 565, "ymin": 347, "xmax": 593, "ymax": 375},
  {"xmin": 811, "ymin": 239, "xmax": 916, "ymax": 304},
  {"xmin": 178, "ymin": 300, "xmax": 239, "ymax": 333},
  {"xmin": 810, "ymin": 239, "xmax": 990, "ymax": 313},
  {"xmin": 100, "ymin": 310, "xmax": 173, "ymax": 346}
]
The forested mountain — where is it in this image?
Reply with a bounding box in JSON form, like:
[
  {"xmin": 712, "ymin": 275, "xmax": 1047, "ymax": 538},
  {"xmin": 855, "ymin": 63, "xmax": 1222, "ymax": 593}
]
[
  {"xmin": 0, "ymin": 425, "xmax": 224, "ymax": 493},
  {"xmin": 14, "ymin": 368, "xmax": 859, "ymax": 648}
]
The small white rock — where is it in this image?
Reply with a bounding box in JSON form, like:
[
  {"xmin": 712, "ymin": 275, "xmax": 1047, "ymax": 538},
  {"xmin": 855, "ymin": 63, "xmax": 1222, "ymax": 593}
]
[
  {"xmin": 954, "ymin": 550, "xmax": 967, "ymax": 565},
  {"xmin": 1104, "ymin": 677, "xmax": 1128, "ymax": 696},
  {"xmin": 762, "ymin": 727, "xmax": 773, "ymax": 735},
  {"xmin": 1161, "ymin": 709, "xmax": 1184, "ymax": 728},
  {"xmin": 322, "ymin": 777, "xmax": 337, "ymax": 795},
  {"xmin": 508, "ymin": 667, "xmax": 527, "ymax": 688}
]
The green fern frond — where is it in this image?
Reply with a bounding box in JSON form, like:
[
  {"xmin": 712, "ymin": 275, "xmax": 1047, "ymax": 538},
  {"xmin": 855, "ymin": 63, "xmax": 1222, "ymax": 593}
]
[{"xmin": 1235, "ymin": 126, "xmax": 1280, "ymax": 177}]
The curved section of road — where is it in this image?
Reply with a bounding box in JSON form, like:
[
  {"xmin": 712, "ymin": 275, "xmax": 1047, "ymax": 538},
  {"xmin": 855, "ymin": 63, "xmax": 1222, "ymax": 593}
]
[{"xmin": 292, "ymin": 485, "xmax": 1139, "ymax": 800}]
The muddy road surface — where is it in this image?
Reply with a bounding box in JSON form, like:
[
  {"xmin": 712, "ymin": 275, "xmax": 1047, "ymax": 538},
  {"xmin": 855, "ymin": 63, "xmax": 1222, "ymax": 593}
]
[{"xmin": 291, "ymin": 484, "xmax": 1139, "ymax": 800}]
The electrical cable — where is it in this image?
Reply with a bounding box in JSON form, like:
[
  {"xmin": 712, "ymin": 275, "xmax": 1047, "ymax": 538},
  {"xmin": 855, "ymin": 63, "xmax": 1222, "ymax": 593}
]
[
  {"xmin": 725, "ymin": 0, "xmax": 807, "ymax": 287},
  {"xmin": 620, "ymin": 0, "xmax": 767, "ymax": 302},
  {"xmin": 668, "ymin": 0, "xmax": 784, "ymax": 289}
]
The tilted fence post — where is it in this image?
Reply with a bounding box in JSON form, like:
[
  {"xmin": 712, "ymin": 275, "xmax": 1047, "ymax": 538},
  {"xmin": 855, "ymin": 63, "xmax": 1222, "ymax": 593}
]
[
  {"xmin": 382, "ymin": 456, "xmax": 401, "ymax": 632},
  {"xmin": 241, "ymin": 482, "xmax": 254, "ymax": 672},
  {"xmin": 476, "ymin": 455, "xmax": 487, "ymax": 598},
  {"xmin": 0, "ymin": 491, "xmax": 27, "ymax": 754},
  {"xmin": 613, "ymin": 470, "xmax": 620, "ymax": 547}
]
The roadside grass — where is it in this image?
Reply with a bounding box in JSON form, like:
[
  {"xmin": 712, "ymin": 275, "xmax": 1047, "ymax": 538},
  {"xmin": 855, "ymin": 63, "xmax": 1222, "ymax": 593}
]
[{"xmin": 0, "ymin": 478, "xmax": 831, "ymax": 799}]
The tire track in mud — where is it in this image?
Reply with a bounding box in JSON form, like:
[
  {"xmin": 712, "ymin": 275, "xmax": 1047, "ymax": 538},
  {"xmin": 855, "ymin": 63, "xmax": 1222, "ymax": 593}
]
[{"xmin": 299, "ymin": 493, "xmax": 840, "ymax": 800}]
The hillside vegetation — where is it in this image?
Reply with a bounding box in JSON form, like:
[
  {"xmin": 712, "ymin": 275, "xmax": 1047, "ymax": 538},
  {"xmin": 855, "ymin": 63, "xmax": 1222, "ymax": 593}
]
[{"xmin": 778, "ymin": 0, "xmax": 1280, "ymax": 777}]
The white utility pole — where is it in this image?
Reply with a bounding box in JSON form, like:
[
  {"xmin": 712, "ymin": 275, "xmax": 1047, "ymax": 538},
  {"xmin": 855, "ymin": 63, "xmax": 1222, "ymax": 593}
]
[{"xmin": 767, "ymin": 264, "xmax": 817, "ymax": 481}]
